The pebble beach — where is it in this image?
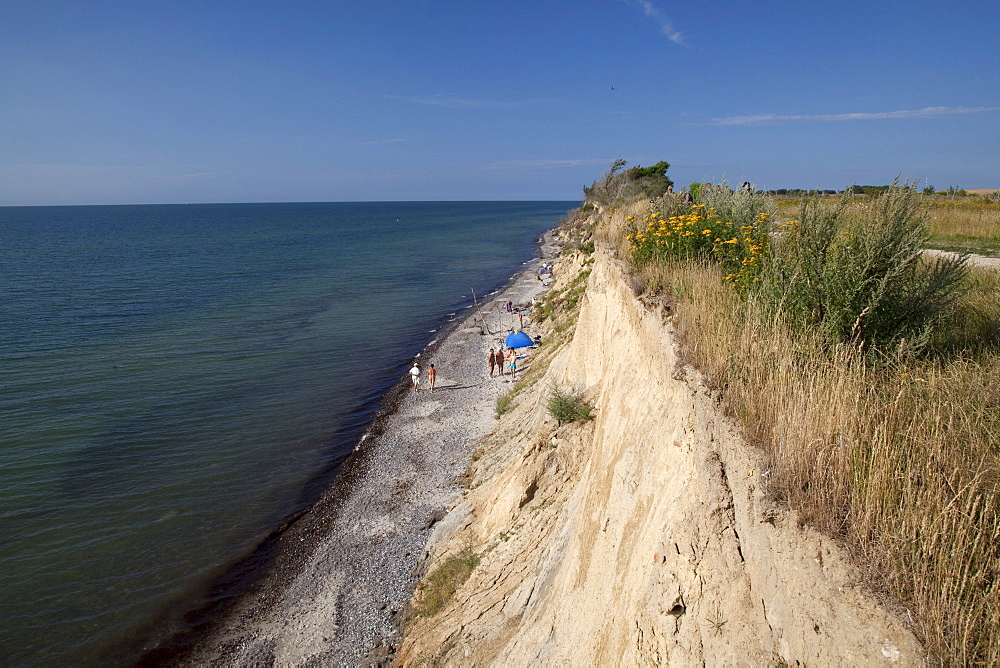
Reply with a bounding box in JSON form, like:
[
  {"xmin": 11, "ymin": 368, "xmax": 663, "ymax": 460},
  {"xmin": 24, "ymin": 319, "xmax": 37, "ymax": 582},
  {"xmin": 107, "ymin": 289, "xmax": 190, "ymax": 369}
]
[{"xmin": 154, "ymin": 230, "xmax": 563, "ymax": 665}]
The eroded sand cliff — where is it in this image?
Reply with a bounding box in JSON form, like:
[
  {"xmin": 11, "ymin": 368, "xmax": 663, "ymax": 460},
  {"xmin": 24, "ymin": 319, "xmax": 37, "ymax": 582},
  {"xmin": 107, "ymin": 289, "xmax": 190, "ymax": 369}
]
[{"xmin": 400, "ymin": 249, "xmax": 925, "ymax": 666}]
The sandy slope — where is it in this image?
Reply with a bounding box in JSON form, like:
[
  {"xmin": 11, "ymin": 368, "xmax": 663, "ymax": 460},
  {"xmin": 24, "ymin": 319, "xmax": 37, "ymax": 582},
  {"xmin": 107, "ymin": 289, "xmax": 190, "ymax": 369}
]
[{"xmin": 399, "ymin": 250, "xmax": 926, "ymax": 666}]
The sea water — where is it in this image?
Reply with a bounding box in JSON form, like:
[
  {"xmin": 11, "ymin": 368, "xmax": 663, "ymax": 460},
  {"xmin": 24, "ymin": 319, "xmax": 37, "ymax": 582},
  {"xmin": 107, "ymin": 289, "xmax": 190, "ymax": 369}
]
[{"xmin": 0, "ymin": 201, "xmax": 576, "ymax": 665}]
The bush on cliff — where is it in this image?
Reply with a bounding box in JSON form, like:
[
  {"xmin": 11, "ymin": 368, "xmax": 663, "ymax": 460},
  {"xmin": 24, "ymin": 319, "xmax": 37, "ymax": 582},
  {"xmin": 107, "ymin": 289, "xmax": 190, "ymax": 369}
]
[
  {"xmin": 583, "ymin": 159, "xmax": 674, "ymax": 207},
  {"xmin": 626, "ymin": 186, "xmax": 774, "ymax": 294},
  {"xmin": 547, "ymin": 386, "xmax": 593, "ymax": 425}
]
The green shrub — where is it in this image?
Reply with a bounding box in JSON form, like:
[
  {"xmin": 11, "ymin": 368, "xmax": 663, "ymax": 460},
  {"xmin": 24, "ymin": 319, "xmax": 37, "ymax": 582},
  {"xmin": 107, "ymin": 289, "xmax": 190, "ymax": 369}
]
[
  {"xmin": 547, "ymin": 386, "xmax": 593, "ymax": 425},
  {"xmin": 760, "ymin": 182, "xmax": 970, "ymax": 351},
  {"xmin": 687, "ymin": 182, "xmax": 702, "ymax": 202},
  {"xmin": 583, "ymin": 159, "xmax": 674, "ymax": 207}
]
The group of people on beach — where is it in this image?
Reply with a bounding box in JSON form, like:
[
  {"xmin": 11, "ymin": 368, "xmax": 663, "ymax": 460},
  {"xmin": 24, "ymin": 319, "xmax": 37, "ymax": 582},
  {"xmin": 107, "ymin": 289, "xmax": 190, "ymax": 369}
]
[
  {"xmin": 408, "ymin": 290, "xmax": 542, "ymax": 395},
  {"xmin": 408, "ymin": 363, "xmax": 436, "ymax": 392},
  {"xmin": 407, "ymin": 341, "xmax": 525, "ymax": 392},
  {"xmin": 488, "ymin": 347, "xmax": 517, "ymax": 380}
]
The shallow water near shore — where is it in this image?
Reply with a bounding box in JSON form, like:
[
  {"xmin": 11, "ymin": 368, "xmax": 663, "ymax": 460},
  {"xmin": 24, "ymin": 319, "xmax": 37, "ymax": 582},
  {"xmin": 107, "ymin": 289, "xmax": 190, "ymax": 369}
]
[{"xmin": 0, "ymin": 200, "xmax": 575, "ymax": 665}]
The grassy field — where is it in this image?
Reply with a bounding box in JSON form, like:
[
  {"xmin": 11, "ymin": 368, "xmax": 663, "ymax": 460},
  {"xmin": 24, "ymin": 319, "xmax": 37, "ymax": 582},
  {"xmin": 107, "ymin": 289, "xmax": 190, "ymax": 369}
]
[
  {"xmin": 773, "ymin": 193, "xmax": 1000, "ymax": 256},
  {"xmin": 593, "ymin": 186, "xmax": 1000, "ymax": 665}
]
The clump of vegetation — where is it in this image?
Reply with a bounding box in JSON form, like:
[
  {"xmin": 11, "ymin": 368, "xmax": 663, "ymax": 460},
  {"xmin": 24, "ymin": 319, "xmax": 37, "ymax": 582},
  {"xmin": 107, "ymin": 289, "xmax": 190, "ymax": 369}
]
[
  {"xmin": 495, "ymin": 390, "xmax": 515, "ymax": 417},
  {"xmin": 533, "ymin": 267, "xmax": 592, "ymax": 325},
  {"xmin": 583, "ymin": 159, "xmax": 673, "ymax": 208},
  {"xmin": 629, "ymin": 182, "xmax": 971, "ymax": 352},
  {"xmin": 761, "ymin": 183, "xmax": 970, "ymax": 351},
  {"xmin": 413, "ymin": 548, "xmax": 480, "ymax": 618},
  {"xmin": 546, "ymin": 386, "xmax": 593, "ymax": 425},
  {"xmin": 626, "ymin": 189, "xmax": 773, "ymax": 293},
  {"xmin": 560, "ymin": 205, "xmax": 600, "ymax": 252}
]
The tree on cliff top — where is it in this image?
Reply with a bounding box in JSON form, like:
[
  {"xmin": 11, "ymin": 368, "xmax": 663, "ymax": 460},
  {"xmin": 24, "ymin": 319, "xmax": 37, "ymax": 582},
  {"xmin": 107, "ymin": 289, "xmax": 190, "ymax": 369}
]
[{"xmin": 584, "ymin": 159, "xmax": 674, "ymax": 207}]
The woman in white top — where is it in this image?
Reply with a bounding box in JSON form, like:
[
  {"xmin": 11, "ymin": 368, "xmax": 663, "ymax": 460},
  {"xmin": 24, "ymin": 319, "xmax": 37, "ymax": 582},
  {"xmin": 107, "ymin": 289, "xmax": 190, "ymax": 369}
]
[{"xmin": 409, "ymin": 364, "xmax": 420, "ymax": 391}]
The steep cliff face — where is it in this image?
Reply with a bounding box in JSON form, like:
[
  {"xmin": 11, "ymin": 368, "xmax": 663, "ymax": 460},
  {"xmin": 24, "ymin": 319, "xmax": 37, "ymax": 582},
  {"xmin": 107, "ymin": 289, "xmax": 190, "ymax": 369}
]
[{"xmin": 399, "ymin": 251, "xmax": 924, "ymax": 666}]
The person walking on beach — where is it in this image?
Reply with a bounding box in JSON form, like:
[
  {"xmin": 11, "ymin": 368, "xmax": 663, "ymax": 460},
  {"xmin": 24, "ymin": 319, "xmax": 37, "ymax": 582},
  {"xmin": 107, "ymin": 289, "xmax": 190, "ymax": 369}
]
[
  {"xmin": 409, "ymin": 363, "xmax": 420, "ymax": 391},
  {"xmin": 495, "ymin": 347, "xmax": 505, "ymax": 376},
  {"xmin": 428, "ymin": 364, "xmax": 436, "ymax": 392},
  {"xmin": 506, "ymin": 348, "xmax": 517, "ymax": 381},
  {"xmin": 488, "ymin": 348, "xmax": 496, "ymax": 378}
]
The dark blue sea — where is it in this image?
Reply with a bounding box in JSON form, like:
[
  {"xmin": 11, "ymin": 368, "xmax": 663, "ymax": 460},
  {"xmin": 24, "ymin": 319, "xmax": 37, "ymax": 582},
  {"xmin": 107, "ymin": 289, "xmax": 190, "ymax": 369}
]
[{"xmin": 0, "ymin": 201, "xmax": 576, "ymax": 665}]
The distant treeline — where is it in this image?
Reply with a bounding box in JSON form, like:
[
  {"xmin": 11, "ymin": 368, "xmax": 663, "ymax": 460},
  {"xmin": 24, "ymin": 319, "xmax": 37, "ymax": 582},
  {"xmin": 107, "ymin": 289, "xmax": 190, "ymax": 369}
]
[{"xmin": 767, "ymin": 185, "xmax": 980, "ymax": 197}]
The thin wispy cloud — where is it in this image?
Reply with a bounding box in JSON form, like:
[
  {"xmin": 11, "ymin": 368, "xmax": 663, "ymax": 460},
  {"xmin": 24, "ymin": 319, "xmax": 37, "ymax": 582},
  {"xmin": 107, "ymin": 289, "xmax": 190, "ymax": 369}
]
[
  {"xmin": 709, "ymin": 106, "xmax": 1000, "ymax": 126},
  {"xmin": 620, "ymin": 0, "xmax": 685, "ymax": 45},
  {"xmin": 152, "ymin": 171, "xmax": 219, "ymax": 180},
  {"xmin": 355, "ymin": 138, "xmax": 406, "ymax": 146},
  {"xmin": 390, "ymin": 94, "xmax": 523, "ymax": 110},
  {"xmin": 483, "ymin": 158, "xmax": 609, "ymax": 171}
]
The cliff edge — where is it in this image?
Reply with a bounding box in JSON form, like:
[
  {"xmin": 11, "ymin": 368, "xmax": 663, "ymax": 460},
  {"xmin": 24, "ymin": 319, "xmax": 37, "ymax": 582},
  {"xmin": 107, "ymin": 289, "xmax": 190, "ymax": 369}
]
[{"xmin": 398, "ymin": 248, "xmax": 925, "ymax": 666}]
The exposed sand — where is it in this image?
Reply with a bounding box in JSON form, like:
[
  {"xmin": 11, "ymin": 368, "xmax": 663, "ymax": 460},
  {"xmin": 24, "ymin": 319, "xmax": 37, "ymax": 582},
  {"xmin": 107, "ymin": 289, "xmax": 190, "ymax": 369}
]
[
  {"xmin": 161, "ymin": 232, "xmax": 563, "ymax": 665},
  {"xmin": 399, "ymin": 248, "xmax": 926, "ymax": 666}
]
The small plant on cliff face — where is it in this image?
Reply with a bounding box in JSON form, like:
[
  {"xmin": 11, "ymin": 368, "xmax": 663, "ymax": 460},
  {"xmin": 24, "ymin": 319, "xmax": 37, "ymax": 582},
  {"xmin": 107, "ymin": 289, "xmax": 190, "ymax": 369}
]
[
  {"xmin": 413, "ymin": 548, "xmax": 480, "ymax": 618},
  {"xmin": 495, "ymin": 390, "xmax": 515, "ymax": 417},
  {"xmin": 547, "ymin": 386, "xmax": 593, "ymax": 425},
  {"xmin": 705, "ymin": 605, "xmax": 728, "ymax": 637}
]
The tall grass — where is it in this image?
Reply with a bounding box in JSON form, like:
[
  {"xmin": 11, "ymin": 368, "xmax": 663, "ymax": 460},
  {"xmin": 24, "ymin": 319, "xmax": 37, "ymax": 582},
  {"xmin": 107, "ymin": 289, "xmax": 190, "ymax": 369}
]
[
  {"xmin": 925, "ymin": 199, "xmax": 1000, "ymax": 252},
  {"xmin": 601, "ymin": 186, "xmax": 1000, "ymax": 664},
  {"xmin": 773, "ymin": 194, "xmax": 1000, "ymax": 254}
]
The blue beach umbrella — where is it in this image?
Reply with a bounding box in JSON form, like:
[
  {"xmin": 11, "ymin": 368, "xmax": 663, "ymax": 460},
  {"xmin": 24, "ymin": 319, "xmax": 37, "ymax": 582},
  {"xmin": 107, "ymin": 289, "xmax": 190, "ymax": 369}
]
[{"xmin": 504, "ymin": 330, "xmax": 534, "ymax": 349}]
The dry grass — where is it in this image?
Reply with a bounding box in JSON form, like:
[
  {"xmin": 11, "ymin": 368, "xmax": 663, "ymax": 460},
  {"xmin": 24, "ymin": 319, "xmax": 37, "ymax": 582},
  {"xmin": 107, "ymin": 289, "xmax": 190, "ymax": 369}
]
[
  {"xmin": 596, "ymin": 199, "xmax": 1000, "ymax": 664},
  {"xmin": 924, "ymin": 200, "xmax": 1000, "ymax": 254},
  {"xmin": 412, "ymin": 548, "xmax": 480, "ymax": 618}
]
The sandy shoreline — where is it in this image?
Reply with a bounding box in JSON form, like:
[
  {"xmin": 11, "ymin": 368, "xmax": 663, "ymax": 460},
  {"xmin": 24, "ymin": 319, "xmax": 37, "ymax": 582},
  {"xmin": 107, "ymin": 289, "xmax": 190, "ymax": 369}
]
[{"xmin": 144, "ymin": 230, "xmax": 563, "ymax": 665}]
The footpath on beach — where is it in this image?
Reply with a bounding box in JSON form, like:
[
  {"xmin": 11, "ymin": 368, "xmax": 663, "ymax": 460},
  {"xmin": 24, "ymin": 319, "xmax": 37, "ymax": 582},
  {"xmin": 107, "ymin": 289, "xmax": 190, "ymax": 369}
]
[{"xmin": 172, "ymin": 231, "xmax": 563, "ymax": 665}]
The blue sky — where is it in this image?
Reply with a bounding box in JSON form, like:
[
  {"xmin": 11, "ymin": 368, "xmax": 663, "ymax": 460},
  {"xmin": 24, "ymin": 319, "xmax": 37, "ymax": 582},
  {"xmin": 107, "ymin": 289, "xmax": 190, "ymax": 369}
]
[{"xmin": 2, "ymin": 0, "xmax": 998, "ymax": 205}]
